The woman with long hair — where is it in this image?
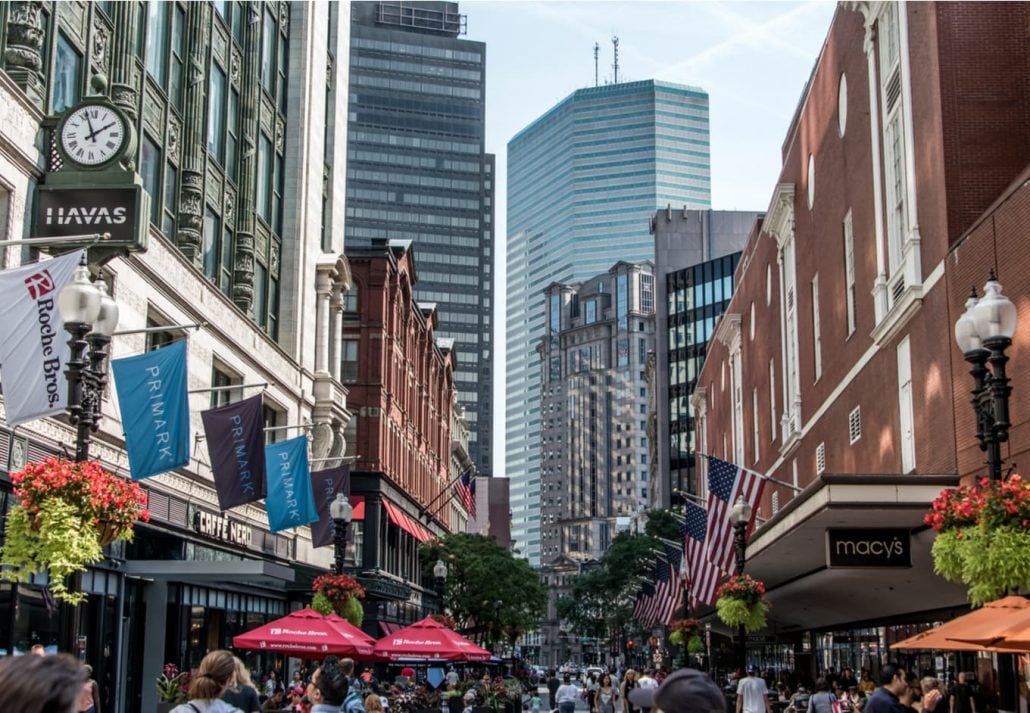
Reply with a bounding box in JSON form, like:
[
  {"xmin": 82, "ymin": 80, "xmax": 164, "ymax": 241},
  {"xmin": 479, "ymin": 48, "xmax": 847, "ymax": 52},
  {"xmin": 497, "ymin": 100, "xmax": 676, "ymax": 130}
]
[
  {"xmin": 595, "ymin": 674, "xmax": 618, "ymax": 713},
  {"xmin": 620, "ymin": 670, "xmax": 639, "ymax": 713},
  {"xmin": 170, "ymin": 650, "xmax": 241, "ymax": 713},
  {"xmin": 365, "ymin": 693, "xmax": 386, "ymax": 713},
  {"xmin": 222, "ymin": 657, "xmax": 261, "ymax": 713}
]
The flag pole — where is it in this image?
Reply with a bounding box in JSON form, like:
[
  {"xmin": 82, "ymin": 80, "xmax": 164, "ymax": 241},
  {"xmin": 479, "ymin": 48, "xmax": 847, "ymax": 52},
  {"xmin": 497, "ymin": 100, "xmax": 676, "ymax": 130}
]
[{"xmin": 697, "ymin": 452, "xmax": 802, "ymax": 492}]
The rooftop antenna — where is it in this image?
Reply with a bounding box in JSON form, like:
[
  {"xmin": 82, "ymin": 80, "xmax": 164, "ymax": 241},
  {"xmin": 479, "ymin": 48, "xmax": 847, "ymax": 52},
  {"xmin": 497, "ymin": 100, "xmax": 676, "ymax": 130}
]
[
  {"xmin": 594, "ymin": 42, "xmax": 600, "ymax": 87},
  {"xmin": 612, "ymin": 35, "xmax": 620, "ymax": 84}
]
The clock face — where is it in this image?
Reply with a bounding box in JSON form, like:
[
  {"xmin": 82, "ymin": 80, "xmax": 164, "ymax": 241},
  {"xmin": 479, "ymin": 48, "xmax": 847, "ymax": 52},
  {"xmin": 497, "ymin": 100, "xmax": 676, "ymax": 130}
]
[{"xmin": 60, "ymin": 104, "xmax": 126, "ymax": 167}]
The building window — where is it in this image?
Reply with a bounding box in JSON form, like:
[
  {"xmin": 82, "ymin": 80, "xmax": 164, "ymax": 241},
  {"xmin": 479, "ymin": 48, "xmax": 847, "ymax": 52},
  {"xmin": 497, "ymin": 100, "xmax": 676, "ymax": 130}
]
[
  {"xmin": 843, "ymin": 210, "xmax": 856, "ymax": 336},
  {"xmin": 211, "ymin": 363, "xmax": 242, "ymax": 407},
  {"xmin": 163, "ymin": 162, "xmax": 178, "ymax": 238},
  {"xmin": 341, "ymin": 339, "xmax": 359, "ymax": 382},
  {"xmin": 342, "ymin": 286, "xmax": 358, "ymax": 312},
  {"xmin": 617, "ymin": 273, "xmax": 628, "ymax": 330},
  {"xmin": 257, "ymin": 134, "xmax": 272, "ymax": 223},
  {"xmin": 145, "ymin": 315, "xmax": 179, "ymax": 352},
  {"xmin": 769, "ymin": 359, "xmax": 777, "ymax": 442},
  {"xmin": 207, "ymin": 63, "xmax": 227, "ymax": 162},
  {"xmin": 849, "ymin": 406, "xmax": 862, "ymax": 444},
  {"xmin": 144, "ymin": 1, "xmax": 169, "ymax": 87},
  {"xmin": 261, "ymin": 7, "xmax": 277, "ymax": 96},
  {"xmin": 52, "ymin": 33, "xmax": 82, "ymax": 114},
  {"xmin": 584, "ymin": 300, "xmax": 596, "ymax": 324},
  {"xmin": 752, "ymin": 388, "xmax": 760, "ymax": 464},
  {"xmin": 202, "ymin": 208, "xmax": 220, "ymax": 283},
  {"xmin": 807, "ymin": 153, "xmax": 815, "ymax": 210},
  {"xmin": 811, "ymin": 273, "xmax": 822, "ymax": 381},
  {"xmin": 640, "ymin": 272, "xmax": 654, "ymax": 313},
  {"xmin": 140, "ymin": 135, "xmax": 162, "ymax": 226},
  {"xmin": 838, "ymin": 73, "xmax": 848, "ymax": 137},
  {"xmin": 263, "ymin": 403, "xmax": 284, "ymax": 444},
  {"xmin": 897, "ymin": 336, "xmax": 915, "ymax": 472},
  {"xmin": 878, "ymin": 2, "xmax": 907, "ymax": 277}
]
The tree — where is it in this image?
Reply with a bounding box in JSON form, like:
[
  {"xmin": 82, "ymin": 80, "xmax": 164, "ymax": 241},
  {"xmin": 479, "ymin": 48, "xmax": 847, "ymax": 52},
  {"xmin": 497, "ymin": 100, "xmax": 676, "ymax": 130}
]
[{"xmin": 420, "ymin": 533, "xmax": 547, "ymax": 645}]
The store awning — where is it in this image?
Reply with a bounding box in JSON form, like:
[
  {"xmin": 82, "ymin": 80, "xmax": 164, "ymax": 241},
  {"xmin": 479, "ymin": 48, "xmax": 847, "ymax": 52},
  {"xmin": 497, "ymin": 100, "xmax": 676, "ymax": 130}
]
[
  {"xmin": 736, "ymin": 473, "xmax": 966, "ymax": 631},
  {"xmin": 351, "ymin": 495, "xmax": 365, "ymax": 521},
  {"xmin": 123, "ymin": 559, "xmax": 295, "ymax": 587},
  {"xmin": 382, "ymin": 500, "xmax": 432, "ymax": 542}
]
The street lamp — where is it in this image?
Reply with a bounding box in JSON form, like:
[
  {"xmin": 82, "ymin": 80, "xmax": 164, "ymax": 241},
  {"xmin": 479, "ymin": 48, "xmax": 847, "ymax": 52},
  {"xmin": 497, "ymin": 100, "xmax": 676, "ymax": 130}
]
[
  {"xmin": 730, "ymin": 495, "xmax": 752, "ymax": 674},
  {"xmin": 58, "ymin": 259, "xmax": 119, "ymax": 462},
  {"xmin": 433, "ymin": 558, "xmax": 448, "ymax": 592},
  {"xmin": 329, "ymin": 492, "xmax": 353, "ymax": 575},
  {"xmin": 953, "ymin": 271, "xmax": 1018, "ymax": 480}
]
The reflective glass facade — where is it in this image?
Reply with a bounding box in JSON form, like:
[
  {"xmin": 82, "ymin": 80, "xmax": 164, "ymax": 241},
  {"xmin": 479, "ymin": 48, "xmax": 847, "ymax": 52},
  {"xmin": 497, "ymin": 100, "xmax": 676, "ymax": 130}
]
[
  {"xmin": 346, "ymin": 2, "xmax": 494, "ymax": 474},
  {"xmin": 506, "ymin": 80, "xmax": 711, "ymax": 564}
]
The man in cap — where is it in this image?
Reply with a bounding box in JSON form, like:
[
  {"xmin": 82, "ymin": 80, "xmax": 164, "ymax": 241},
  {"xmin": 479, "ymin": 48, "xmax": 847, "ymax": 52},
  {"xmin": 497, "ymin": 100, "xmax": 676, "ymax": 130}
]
[{"xmin": 629, "ymin": 668, "xmax": 726, "ymax": 713}]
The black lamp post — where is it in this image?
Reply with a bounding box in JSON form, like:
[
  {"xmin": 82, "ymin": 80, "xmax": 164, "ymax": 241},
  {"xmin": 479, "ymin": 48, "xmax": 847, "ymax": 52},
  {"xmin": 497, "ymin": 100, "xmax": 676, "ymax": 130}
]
[
  {"xmin": 730, "ymin": 495, "xmax": 752, "ymax": 675},
  {"xmin": 953, "ymin": 272, "xmax": 1018, "ymax": 480},
  {"xmin": 954, "ymin": 273, "xmax": 1018, "ymax": 713},
  {"xmin": 329, "ymin": 492, "xmax": 353, "ymax": 575},
  {"xmin": 58, "ymin": 260, "xmax": 119, "ymax": 463},
  {"xmin": 433, "ymin": 557, "xmax": 448, "ymax": 611}
]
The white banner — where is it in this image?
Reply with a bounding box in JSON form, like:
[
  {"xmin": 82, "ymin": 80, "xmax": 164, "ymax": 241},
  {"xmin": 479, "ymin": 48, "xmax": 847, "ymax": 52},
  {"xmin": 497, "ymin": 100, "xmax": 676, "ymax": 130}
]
[{"xmin": 0, "ymin": 250, "xmax": 85, "ymax": 426}]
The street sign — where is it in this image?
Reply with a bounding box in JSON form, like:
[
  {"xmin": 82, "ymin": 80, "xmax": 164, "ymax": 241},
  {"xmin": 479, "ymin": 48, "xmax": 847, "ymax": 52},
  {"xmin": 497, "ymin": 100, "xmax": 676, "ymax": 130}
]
[{"xmin": 826, "ymin": 528, "xmax": 911, "ymax": 568}]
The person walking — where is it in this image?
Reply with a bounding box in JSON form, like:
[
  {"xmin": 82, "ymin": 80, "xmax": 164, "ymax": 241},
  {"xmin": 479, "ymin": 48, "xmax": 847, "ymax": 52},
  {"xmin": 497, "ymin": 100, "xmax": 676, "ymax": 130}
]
[
  {"xmin": 863, "ymin": 665, "xmax": 911, "ymax": 713},
  {"xmin": 0, "ymin": 653, "xmax": 88, "ymax": 713},
  {"xmin": 169, "ymin": 649, "xmax": 242, "ymax": 713},
  {"xmin": 595, "ymin": 674, "xmax": 619, "ymax": 713},
  {"xmin": 949, "ymin": 674, "xmax": 975, "ymax": 713},
  {"xmin": 556, "ymin": 674, "xmax": 581, "ymax": 713},
  {"xmin": 807, "ymin": 679, "xmax": 836, "ymax": 713},
  {"xmin": 620, "ymin": 670, "xmax": 639, "ymax": 713},
  {"xmin": 737, "ymin": 667, "xmax": 771, "ymax": 713},
  {"xmin": 223, "ymin": 657, "xmax": 262, "ymax": 713},
  {"xmin": 547, "ymin": 670, "xmax": 561, "ymax": 712},
  {"xmin": 76, "ymin": 664, "xmax": 102, "ymax": 713}
]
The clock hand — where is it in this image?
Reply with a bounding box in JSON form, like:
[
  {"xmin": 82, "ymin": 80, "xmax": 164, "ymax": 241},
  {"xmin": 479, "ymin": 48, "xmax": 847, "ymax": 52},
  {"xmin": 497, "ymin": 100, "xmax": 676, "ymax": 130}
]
[
  {"xmin": 84, "ymin": 115, "xmax": 98, "ymax": 142},
  {"xmin": 86, "ymin": 121, "xmax": 117, "ymax": 142}
]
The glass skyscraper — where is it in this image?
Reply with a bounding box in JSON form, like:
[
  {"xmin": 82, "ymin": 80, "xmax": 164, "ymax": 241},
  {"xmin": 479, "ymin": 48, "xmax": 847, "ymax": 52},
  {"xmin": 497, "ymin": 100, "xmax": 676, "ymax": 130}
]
[
  {"xmin": 346, "ymin": 1, "xmax": 494, "ymax": 474},
  {"xmin": 506, "ymin": 80, "xmax": 711, "ymax": 564}
]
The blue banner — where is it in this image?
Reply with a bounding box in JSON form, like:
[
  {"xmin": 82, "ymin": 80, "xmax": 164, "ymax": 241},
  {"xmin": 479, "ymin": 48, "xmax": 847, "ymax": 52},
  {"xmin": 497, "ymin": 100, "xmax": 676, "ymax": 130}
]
[
  {"xmin": 265, "ymin": 435, "xmax": 318, "ymax": 533},
  {"xmin": 201, "ymin": 393, "xmax": 267, "ymax": 510},
  {"xmin": 111, "ymin": 339, "xmax": 190, "ymax": 480}
]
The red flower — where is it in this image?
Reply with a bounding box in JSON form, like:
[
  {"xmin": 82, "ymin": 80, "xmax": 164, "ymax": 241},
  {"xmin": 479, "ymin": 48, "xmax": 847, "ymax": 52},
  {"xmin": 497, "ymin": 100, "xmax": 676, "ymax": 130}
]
[
  {"xmin": 925, "ymin": 474, "xmax": 1029, "ymax": 533},
  {"xmin": 716, "ymin": 574, "xmax": 766, "ymax": 606}
]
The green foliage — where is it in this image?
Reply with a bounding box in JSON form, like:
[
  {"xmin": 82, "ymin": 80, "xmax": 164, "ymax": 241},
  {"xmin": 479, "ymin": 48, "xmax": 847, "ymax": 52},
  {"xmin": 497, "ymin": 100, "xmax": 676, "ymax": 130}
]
[
  {"xmin": 0, "ymin": 502, "xmax": 103, "ymax": 604},
  {"xmin": 644, "ymin": 509, "xmax": 682, "ymax": 541},
  {"xmin": 341, "ymin": 596, "xmax": 365, "ymax": 627},
  {"xmin": 932, "ymin": 526, "xmax": 1030, "ymax": 607},
  {"xmin": 715, "ymin": 596, "xmax": 768, "ymax": 632},
  {"xmin": 311, "ymin": 590, "xmax": 334, "ymax": 616},
  {"xmin": 687, "ymin": 634, "xmax": 705, "ymax": 654},
  {"xmin": 668, "ymin": 630, "xmax": 684, "ymax": 646},
  {"xmin": 420, "ymin": 533, "xmax": 546, "ymax": 643}
]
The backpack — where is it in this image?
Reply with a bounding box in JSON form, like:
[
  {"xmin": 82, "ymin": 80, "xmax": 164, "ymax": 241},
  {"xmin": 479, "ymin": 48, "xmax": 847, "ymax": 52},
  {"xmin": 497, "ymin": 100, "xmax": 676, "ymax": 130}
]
[{"xmin": 345, "ymin": 687, "xmax": 367, "ymax": 713}]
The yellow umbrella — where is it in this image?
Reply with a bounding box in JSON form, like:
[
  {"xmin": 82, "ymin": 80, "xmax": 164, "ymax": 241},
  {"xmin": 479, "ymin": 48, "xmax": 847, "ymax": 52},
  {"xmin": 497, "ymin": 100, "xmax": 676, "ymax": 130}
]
[{"xmin": 890, "ymin": 596, "xmax": 1030, "ymax": 651}]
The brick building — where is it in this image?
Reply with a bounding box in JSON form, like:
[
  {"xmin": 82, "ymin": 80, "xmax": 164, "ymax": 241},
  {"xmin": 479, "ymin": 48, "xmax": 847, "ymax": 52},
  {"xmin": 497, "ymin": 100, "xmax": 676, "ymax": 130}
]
[
  {"xmin": 342, "ymin": 238, "xmax": 468, "ymax": 633},
  {"xmin": 691, "ymin": 2, "xmax": 1030, "ymax": 673}
]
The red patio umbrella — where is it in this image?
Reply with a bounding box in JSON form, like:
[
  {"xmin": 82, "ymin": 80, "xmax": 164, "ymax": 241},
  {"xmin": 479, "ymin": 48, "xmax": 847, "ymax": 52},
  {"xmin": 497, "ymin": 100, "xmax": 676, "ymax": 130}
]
[
  {"xmin": 233, "ymin": 608, "xmax": 375, "ymax": 658},
  {"xmin": 373, "ymin": 617, "xmax": 491, "ymax": 662}
]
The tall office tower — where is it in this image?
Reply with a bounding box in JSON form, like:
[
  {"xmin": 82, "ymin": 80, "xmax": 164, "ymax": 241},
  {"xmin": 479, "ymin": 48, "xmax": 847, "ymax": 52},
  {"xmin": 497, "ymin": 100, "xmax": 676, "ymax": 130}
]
[
  {"xmin": 538, "ymin": 261, "xmax": 656, "ymax": 564},
  {"xmin": 507, "ymin": 80, "xmax": 711, "ymax": 565},
  {"xmin": 652, "ymin": 209, "xmax": 758, "ymax": 508},
  {"xmin": 346, "ymin": 1, "xmax": 494, "ymax": 475}
]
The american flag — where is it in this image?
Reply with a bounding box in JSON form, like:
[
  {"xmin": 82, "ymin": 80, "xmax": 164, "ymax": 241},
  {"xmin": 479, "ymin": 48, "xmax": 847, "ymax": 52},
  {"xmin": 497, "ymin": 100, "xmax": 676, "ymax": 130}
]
[
  {"xmin": 633, "ymin": 581, "xmax": 655, "ymax": 625},
  {"xmin": 704, "ymin": 455, "xmax": 765, "ymax": 572},
  {"xmin": 456, "ymin": 471, "xmax": 476, "ymax": 518},
  {"xmin": 683, "ymin": 501, "xmax": 724, "ymax": 608},
  {"xmin": 652, "ymin": 556, "xmax": 682, "ymax": 626},
  {"xmin": 661, "ymin": 542, "xmax": 685, "ymax": 620}
]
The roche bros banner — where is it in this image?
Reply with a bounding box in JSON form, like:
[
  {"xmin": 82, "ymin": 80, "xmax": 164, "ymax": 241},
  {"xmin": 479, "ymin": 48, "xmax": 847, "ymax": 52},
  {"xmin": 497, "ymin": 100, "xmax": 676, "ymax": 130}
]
[
  {"xmin": 201, "ymin": 394, "xmax": 267, "ymax": 510},
  {"xmin": 0, "ymin": 250, "xmax": 84, "ymax": 426}
]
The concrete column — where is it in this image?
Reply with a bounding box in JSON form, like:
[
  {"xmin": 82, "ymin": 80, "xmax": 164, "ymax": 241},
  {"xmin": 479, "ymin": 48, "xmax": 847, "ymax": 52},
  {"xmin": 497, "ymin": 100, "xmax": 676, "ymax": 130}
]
[
  {"xmin": 174, "ymin": 2, "xmax": 211, "ymax": 263},
  {"xmin": 109, "ymin": 0, "xmax": 139, "ymax": 126},
  {"xmin": 314, "ymin": 272, "xmax": 331, "ymax": 375},
  {"xmin": 139, "ymin": 581, "xmax": 169, "ymax": 713},
  {"xmin": 232, "ymin": 0, "xmax": 262, "ymax": 310},
  {"xmin": 330, "ymin": 289, "xmax": 343, "ymax": 381},
  {"xmin": 3, "ymin": 1, "xmax": 45, "ymax": 108}
]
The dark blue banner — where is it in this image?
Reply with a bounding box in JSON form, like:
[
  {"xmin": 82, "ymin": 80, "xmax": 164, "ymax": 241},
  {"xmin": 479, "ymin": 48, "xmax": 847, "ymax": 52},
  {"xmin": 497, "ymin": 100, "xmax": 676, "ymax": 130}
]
[
  {"xmin": 111, "ymin": 339, "xmax": 190, "ymax": 480},
  {"xmin": 265, "ymin": 435, "xmax": 318, "ymax": 532},
  {"xmin": 201, "ymin": 394, "xmax": 266, "ymax": 509},
  {"xmin": 310, "ymin": 465, "xmax": 351, "ymax": 548}
]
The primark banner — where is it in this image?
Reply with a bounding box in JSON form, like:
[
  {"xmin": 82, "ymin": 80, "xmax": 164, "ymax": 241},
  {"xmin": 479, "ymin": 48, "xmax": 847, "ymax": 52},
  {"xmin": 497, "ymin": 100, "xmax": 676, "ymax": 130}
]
[
  {"xmin": 264, "ymin": 436, "xmax": 318, "ymax": 533},
  {"xmin": 0, "ymin": 250, "xmax": 84, "ymax": 426},
  {"xmin": 110, "ymin": 340, "xmax": 190, "ymax": 480},
  {"xmin": 201, "ymin": 394, "xmax": 267, "ymax": 510},
  {"xmin": 310, "ymin": 465, "xmax": 351, "ymax": 548}
]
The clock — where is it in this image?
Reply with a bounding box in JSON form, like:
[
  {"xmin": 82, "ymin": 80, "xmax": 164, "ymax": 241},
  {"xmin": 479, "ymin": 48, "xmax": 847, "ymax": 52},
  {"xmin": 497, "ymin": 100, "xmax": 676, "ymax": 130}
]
[{"xmin": 58, "ymin": 101, "xmax": 129, "ymax": 168}]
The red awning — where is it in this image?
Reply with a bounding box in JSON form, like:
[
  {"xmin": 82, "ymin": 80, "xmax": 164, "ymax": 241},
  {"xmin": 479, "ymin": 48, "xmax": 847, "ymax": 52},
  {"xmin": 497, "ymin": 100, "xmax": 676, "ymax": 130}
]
[
  {"xmin": 382, "ymin": 500, "xmax": 432, "ymax": 542},
  {"xmin": 351, "ymin": 495, "xmax": 365, "ymax": 521},
  {"xmin": 232, "ymin": 608, "xmax": 376, "ymax": 658},
  {"xmin": 372, "ymin": 617, "xmax": 491, "ymax": 662}
]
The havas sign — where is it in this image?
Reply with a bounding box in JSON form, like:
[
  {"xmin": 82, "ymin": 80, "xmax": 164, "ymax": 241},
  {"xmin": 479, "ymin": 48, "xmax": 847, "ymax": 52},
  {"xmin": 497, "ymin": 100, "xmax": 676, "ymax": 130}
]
[
  {"xmin": 826, "ymin": 528, "xmax": 911, "ymax": 568},
  {"xmin": 33, "ymin": 185, "xmax": 147, "ymax": 251}
]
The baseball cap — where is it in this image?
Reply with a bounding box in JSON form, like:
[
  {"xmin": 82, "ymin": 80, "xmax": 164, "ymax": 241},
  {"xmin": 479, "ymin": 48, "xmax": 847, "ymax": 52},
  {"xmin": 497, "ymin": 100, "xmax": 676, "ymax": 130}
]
[{"xmin": 628, "ymin": 669, "xmax": 725, "ymax": 713}]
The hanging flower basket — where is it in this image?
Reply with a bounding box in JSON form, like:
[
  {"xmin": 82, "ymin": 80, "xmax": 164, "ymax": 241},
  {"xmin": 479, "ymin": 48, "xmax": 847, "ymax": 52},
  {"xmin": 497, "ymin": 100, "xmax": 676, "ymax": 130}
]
[
  {"xmin": 311, "ymin": 573, "xmax": 366, "ymax": 626},
  {"xmin": 0, "ymin": 458, "xmax": 149, "ymax": 604},
  {"xmin": 715, "ymin": 574, "xmax": 768, "ymax": 632},
  {"xmin": 668, "ymin": 617, "xmax": 702, "ymax": 646},
  {"xmin": 925, "ymin": 474, "xmax": 1030, "ymax": 606},
  {"xmin": 686, "ymin": 634, "xmax": 705, "ymax": 654}
]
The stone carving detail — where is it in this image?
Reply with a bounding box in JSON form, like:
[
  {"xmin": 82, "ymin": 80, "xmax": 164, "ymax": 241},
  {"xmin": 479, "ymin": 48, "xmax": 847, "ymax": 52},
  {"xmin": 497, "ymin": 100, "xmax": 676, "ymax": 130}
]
[
  {"xmin": 110, "ymin": 0, "xmax": 140, "ymax": 125},
  {"xmin": 224, "ymin": 189, "xmax": 236, "ymax": 226},
  {"xmin": 279, "ymin": 1, "xmax": 289, "ymax": 34},
  {"xmin": 275, "ymin": 117, "xmax": 284, "ymax": 153},
  {"xmin": 91, "ymin": 16, "xmax": 110, "ymax": 66},
  {"xmin": 230, "ymin": 46, "xmax": 242, "ymax": 84},
  {"xmin": 270, "ymin": 243, "xmax": 280, "ymax": 276},
  {"xmin": 167, "ymin": 117, "xmax": 181, "ymax": 163},
  {"xmin": 176, "ymin": 2, "xmax": 211, "ymax": 267},
  {"xmin": 4, "ymin": 1, "xmax": 46, "ymax": 107}
]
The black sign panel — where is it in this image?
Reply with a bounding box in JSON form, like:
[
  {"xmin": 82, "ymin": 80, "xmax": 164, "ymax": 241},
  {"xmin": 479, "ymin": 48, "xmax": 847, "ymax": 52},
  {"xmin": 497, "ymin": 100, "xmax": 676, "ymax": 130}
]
[
  {"xmin": 826, "ymin": 528, "xmax": 911, "ymax": 568},
  {"xmin": 34, "ymin": 185, "xmax": 146, "ymax": 250}
]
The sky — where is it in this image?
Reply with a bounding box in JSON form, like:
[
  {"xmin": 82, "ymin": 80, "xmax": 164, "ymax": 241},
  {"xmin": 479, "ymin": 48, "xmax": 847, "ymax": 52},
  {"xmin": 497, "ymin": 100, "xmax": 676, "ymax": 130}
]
[{"xmin": 461, "ymin": 1, "xmax": 841, "ymax": 476}]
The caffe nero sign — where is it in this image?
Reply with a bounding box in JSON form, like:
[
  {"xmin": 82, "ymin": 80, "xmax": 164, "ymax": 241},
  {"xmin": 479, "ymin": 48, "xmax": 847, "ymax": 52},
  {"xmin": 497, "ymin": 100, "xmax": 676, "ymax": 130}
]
[
  {"xmin": 34, "ymin": 185, "xmax": 146, "ymax": 250},
  {"xmin": 826, "ymin": 528, "xmax": 911, "ymax": 568}
]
